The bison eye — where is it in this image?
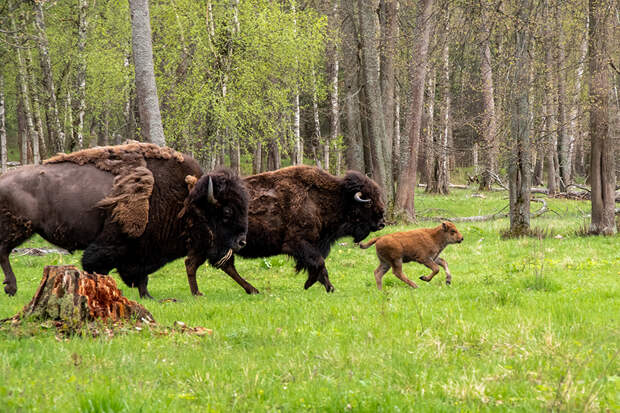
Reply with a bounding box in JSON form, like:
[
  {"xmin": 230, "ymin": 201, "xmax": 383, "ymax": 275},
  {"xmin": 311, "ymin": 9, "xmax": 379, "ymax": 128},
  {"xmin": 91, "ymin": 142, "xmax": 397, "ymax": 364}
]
[{"xmin": 223, "ymin": 206, "xmax": 233, "ymax": 218}]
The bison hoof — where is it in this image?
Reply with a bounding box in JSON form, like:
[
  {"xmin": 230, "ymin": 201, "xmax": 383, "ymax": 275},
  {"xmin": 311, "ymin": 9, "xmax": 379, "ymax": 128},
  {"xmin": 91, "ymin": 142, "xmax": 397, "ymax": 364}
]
[
  {"xmin": 246, "ymin": 287, "xmax": 260, "ymax": 295},
  {"xmin": 192, "ymin": 291, "xmax": 204, "ymax": 296},
  {"xmin": 4, "ymin": 283, "xmax": 17, "ymax": 296},
  {"xmin": 325, "ymin": 285, "xmax": 335, "ymax": 293}
]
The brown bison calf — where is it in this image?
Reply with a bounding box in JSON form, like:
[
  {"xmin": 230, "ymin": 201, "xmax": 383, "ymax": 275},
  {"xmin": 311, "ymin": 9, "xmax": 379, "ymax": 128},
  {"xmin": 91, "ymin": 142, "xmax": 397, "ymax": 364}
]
[{"xmin": 359, "ymin": 222, "xmax": 463, "ymax": 289}]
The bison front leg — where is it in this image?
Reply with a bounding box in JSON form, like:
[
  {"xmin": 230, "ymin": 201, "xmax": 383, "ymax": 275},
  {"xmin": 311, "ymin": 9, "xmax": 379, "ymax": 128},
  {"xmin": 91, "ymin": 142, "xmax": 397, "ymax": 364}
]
[
  {"xmin": 185, "ymin": 253, "xmax": 206, "ymax": 296},
  {"xmin": 1, "ymin": 252, "xmax": 18, "ymax": 296},
  {"xmin": 136, "ymin": 276, "xmax": 154, "ymax": 300},
  {"xmin": 218, "ymin": 257, "xmax": 260, "ymax": 295}
]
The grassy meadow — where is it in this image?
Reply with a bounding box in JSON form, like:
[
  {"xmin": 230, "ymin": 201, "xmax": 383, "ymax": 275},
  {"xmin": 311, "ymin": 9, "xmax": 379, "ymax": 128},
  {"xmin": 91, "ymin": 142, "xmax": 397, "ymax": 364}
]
[{"xmin": 0, "ymin": 188, "xmax": 618, "ymax": 412}]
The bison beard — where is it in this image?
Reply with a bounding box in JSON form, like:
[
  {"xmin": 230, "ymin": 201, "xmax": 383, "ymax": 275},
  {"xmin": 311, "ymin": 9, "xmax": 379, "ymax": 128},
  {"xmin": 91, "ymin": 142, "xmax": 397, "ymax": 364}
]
[
  {"xmin": 187, "ymin": 165, "xmax": 386, "ymax": 295},
  {"xmin": 0, "ymin": 143, "xmax": 249, "ymax": 299}
]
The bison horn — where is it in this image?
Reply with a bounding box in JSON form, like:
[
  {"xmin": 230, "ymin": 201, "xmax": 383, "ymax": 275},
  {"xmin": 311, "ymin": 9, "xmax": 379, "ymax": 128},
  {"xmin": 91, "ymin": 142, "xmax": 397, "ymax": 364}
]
[
  {"xmin": 207, "ymin": 176, "xmax": 217, "ymax": 204},
  {"xmin": 354, "ymin": 192, "xmax": 371, "ymax": 203}
]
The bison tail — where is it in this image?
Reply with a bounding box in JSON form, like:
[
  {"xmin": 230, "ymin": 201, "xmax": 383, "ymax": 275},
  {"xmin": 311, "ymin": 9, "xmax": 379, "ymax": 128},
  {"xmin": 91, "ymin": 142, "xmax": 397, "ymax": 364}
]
[{"xmin": 358, "ymin": 238, "xmax": 379, "ymax": 249}]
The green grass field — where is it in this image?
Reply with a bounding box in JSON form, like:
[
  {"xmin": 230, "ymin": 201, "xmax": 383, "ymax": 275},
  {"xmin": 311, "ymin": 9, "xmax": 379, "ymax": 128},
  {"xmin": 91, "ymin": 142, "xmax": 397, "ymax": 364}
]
[{"xmin": 1, "ymin": 189, "xmax": 618, "ymax": 412}]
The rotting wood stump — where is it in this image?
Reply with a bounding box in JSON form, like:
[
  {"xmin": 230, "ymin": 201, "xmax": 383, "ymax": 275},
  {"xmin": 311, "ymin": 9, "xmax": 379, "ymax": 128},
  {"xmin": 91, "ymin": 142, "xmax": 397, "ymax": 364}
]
[{"xmin": 8, "ymin": 265, "xmax": 154, "ymax": 326}]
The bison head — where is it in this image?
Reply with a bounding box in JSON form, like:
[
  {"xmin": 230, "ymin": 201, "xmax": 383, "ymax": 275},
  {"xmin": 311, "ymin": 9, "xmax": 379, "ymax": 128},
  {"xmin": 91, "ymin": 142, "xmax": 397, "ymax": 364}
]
[
  {"xmin": 182, "ymin": 169, "xmax": 249, "ymax": 263},
  {"xmin": 341, "ymin": 171, "xmax": 385, "ymax": 243}
]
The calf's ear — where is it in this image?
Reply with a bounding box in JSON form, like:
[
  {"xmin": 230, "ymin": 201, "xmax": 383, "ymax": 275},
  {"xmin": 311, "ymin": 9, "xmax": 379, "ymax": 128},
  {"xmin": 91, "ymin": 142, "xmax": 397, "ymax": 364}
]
[{"xmin": 442, "ymin": 222, "xmax": 449, "ymax": 231}]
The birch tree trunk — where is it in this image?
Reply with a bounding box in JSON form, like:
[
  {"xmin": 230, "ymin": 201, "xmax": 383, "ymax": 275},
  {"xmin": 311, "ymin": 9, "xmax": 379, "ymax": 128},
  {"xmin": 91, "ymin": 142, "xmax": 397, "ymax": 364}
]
[
  {"xmin": 129, "ymin": 0, "xmax": 166, "ymax": 146},
  {"xmin": 544, "ymin": 14, "xmax": 559, "ymax": 195},
  {"xmin": 65, "ymin": 91, "xmax": 74, "ymax": 150},
  {"xmin": 0, "ymin": 73, "xmax": 7, "ymax": 173},
  {"xmin": 311, "ymin": 69, "xmax": 323, "ymax": 168},
  {"xmin": 508, "ymin": 2, "xmax": 532, "ymax": 236},
  {"xmin": 25, "ymin": 48, "xmax": 46, "ymax": 158},
  {"xmin": 555, "ymin": 9, "xmax": 570, "ymax": 190},
  {"xmin": 436, "ymin": 38, "xmax": 451, "ymax": 194},
  {"xmin": 422, "ymin": 69, "xmax": 435, "ymax": 188},
  {"xmin": 76, "ymin": 0, "xmax": 89, "ymax": 149},
  {"xmin": 588, "ymin": 0, "xmax": 616, "ymax": 235},
  {"xmin": 12, "ymin": 13, "xmax": 40, "ymax": 165},
  {"xmin": 395, "ymin": 0, "xmax": 433, "ymax": 218},
  {"xmin": 358, "ymin": 0, "xmax": 389, "ymax": 195},
  {"xmin": 291, "ymin": 2, "xmax": 303, "ymax": 165},
  {"xmin": 570, "ymin": 28, "xmax": 588, "ymax": 177},
  {"xmin": 34, "ymin": 2, "xmax": 65, "ymax": 153},
  {"xmin": 479, "ymin": 17, "xmax": 498, "ymax": 191}
]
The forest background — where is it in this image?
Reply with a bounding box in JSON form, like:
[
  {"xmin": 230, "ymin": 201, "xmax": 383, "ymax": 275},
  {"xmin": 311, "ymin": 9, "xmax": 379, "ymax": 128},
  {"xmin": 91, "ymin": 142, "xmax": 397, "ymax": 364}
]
[{"xmin": 0, "ymin": 0, "xmax": 618, "ymax": 233}]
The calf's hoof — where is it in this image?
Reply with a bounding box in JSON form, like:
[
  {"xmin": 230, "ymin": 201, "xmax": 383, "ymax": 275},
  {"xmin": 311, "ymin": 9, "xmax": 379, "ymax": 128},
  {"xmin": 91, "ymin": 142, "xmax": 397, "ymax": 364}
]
[
  {"xmin": 419, "ymin": 276, "xmax": 431, "ymax": 282},
  {"xmin": 445, "ymin": 280, "xmax": 452, "ymax": 286},
  {"xmin": 4, "ymin": 283, "xmax": 17, "ymax": 296}
]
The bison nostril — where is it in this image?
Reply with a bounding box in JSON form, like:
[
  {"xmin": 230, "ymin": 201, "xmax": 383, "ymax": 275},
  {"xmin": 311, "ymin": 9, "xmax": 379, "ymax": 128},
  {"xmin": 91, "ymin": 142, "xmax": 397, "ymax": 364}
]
[{"xmin": 238, "ymin": 240, "xmax": 246, "ymax": 247}]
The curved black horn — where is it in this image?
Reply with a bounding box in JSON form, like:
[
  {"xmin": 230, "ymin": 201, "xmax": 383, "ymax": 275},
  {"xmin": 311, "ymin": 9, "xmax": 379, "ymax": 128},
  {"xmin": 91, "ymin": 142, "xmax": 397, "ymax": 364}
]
[
  {"xmin": 354, "ymin": 191, "xmax": 371, "ymax": 203},
  {"xmin": 207, "ymin": 176, "xmax": 217, "ymax": 204}
]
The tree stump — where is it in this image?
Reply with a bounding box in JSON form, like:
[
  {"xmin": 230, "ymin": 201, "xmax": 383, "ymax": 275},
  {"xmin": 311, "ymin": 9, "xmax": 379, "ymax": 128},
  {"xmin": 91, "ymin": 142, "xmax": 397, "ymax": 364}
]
[{"xmin": 9, "ymin": 265, "xmax": 153, "ymax": 326}]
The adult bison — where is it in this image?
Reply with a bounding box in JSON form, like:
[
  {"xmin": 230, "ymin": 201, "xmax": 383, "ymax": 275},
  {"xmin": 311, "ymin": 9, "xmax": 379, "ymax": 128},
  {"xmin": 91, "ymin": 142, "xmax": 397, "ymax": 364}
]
[
  {"xmin": 187, "ymin": 165, "xmax": 385, "ymax": 295},
  {"xmin": 0, "ymin": 143, "xmax": 248, "ymax": 299}
]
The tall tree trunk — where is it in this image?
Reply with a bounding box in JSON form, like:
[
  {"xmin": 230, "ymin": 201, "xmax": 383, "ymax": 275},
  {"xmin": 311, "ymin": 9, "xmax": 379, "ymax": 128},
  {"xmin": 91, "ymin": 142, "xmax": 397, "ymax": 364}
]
[
  {"xmin": 555, "ymin": 9, "xmax": 570, "ymax": 190},
  {"xmin": 253, "ymin": 141, "xmax": 262, "ymax": 174},
  {"xmin": 34, "ymin": 3, "xmax": 65, "ymax": 153},
  {"xmin": 508, "ymin": 2, "xmax": 532, "ymax": 236},
  {"xmin": 423, "ymin": 69, "xmax": 435, "ymax": 188},
  {"xmin": 291, "ymin": 2, "xmax": 303, "ymax": 165},
  {"xmin": 311, "ymin": 69, "xmax": 323, "ymax": 168},
  {"xmin": 380, "ymin": 0, "xmax": 397, "ymax": 191},
  {"xmin": 12, "ymin": 13, "xmax": 40, "ymax": 165},
  {"xmin": 25, "ymin": 48, "xmax": 46, "ymax": 158},
  {"xmin": 393, "ymin": 85, "xmax": 401, "ymax": 178},
  {"xmin": 65, "ymin": 90, "xmax": 74, "ymax": 150},
  {"xmin": 395, "ymin": 0, "xmax": 433, "ymax": 218},
  {"xmin": 129, "ymin": 0, "xmax": 166, "ymax": 146},
  {"xmin": 570, "ymin": 27, "xmax": 589, "ymax": 177},
  {"xmin": 436, "ymin": 37, "xmax": 451, "ymax": 194},
  {"xmin": 123, "ymin": 54, "xmax": 135, "ymax": 142},
  {"xmin": 358, "ymin": 0, "xmax": 389, "ymax": 196},
  {"xmin": 76, "ymin": 0, "xmax": 89, "ymax": 150},
  {"xmin": 588, "ymin": 0, "xmax": 616, "ymax": 235},
  {"xmin": 342, "ymin": 0, "xmax": 364, "ymax": 172},
  {"xmin": 544, "ymin": 13, "xmax": 559, "ymax": 196},
  {"xmin": 479, "ymin": 16, "xmax": 498, "ymax": 191},
  {"xmin": 0, "ymin": 73, "xmax": 7, "ymax": 173}
]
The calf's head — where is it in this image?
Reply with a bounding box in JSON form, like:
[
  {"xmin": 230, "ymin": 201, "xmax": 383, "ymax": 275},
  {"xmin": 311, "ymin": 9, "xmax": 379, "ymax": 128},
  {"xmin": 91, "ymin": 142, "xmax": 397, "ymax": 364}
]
[
  {"xmin": 182, "ymin": 169, "xmax": 249, "ymax": 258},
  {"xmin": 440, "ymin": 221, "xmax": 464, "ymax": 244},
  {"xmin": 341, "ymin": 171, "xmax": 385, "ymax": 242}
]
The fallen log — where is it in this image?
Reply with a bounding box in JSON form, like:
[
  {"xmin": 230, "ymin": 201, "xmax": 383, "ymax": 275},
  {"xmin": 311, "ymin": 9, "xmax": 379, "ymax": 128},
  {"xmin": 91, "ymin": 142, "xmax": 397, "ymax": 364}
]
[
  {"xmin": 419, "ymin": 198, "xmax": 549, "ymax": 223},
  {"xmin": 3, "ymin": 265, "xmax": 153, "ymax": 326}
]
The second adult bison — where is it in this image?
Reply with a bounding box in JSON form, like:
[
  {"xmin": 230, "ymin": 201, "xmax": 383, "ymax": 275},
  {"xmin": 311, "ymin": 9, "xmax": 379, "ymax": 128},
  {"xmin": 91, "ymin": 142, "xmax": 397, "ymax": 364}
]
[
  {"xmin": 188, "ymin": 165, "xmax": 385, "ymax": 295},
  {"xmin": 0, "ymin": 143, "xmax": 248, "ymax": 299}
]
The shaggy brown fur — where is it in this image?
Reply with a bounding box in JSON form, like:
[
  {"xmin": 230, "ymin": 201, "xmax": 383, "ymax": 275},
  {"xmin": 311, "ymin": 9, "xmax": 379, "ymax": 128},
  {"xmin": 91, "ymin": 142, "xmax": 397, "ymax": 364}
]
[
  {"xmin": 1, "ymin": 144, "xmax": 249, "ymax": 299},
  {"xmin": 208, "ymin": 165, "xmax": 386, "ymax": 295},
  {"xmin": 44, "ymin": 142, "xmax": 185, "ymax": 237},
  {"xmin": 359, "ymin": 222, "xmax": 463, "ymax": 289}
]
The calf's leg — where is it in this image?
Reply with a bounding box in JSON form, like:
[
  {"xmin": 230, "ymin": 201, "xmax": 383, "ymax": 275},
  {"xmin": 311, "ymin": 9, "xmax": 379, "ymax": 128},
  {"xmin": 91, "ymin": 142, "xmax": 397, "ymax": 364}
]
[
  {"xmin": 434, "ymin": 257, "xmax": 452, "ymax": 285},
  {"xmin": 373, "ymin": 259, "xmax": 391, "ymax": 290},
  {"xmin": 419, "ymin": 258, "xmax": 441, "ymax": 282},
  {"xmin": 392, "ymin": 258, "xmax": 419, "ymax": 289}
]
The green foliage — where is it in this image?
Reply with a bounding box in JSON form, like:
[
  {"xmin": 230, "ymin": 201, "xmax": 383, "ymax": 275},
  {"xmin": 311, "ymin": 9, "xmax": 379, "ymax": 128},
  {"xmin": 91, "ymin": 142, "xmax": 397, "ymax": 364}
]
[{"xmin": 0, "ymin": 190, "xmax": 617, "ymax": 411}]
